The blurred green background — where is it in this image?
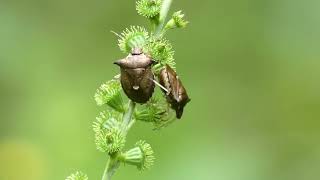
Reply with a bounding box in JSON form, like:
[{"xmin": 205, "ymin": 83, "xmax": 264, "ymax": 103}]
[{"xmin": 1, "ymin": 0, "xmax": 320, "ymax": 179}]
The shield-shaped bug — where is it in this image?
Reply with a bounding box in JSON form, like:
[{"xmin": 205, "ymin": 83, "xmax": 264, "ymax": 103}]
[
  {"xmin": 159, "ymin": 65, "xmax": 190, "ymax": 119},
  {"xmin": 114, "ymin": 48, "xmax": 155, "ymax": 103}
]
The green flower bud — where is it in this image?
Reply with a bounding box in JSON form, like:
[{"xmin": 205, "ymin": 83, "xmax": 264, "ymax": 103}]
[
  {"xmin": 120, "ymin": 140, "xmax": 155, "ymax": 170},
  {"xmin": 95, "ymin": 79, "xmax": 125, "ymax": 112},
  {"xmin": 165, "ymin": 11, "xmax": 189, "ymax": 30},
  {"xmin": 136, "ymin": 0, "xmax": 162, "ymax": 19},
  {"xmin": 135, "ymin": 97, "xmax": 176, "ymax": 130},
  {"xmin": 94, "ymin": 128, "xmax": 125, "ymax": 154},
  {"xmin": 93, "ymin": 111, "xmax": 125, "ymax": 154},
  {"xmin": 134, "ymin": 97, "xmax": 166, "ymax": 123},
  {"xmin": 65, "ymin": 171, "xmax": 88, "ymax": 180},
  {"xmin": 115, "ymin": 26, "xmax": 149, "ymax": 54},
  {"xmin": 143, "ymin": 38, "xmax": 175, "ymax": 74}
]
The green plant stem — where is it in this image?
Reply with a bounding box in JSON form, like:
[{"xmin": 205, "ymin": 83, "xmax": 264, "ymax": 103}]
[
  {"xmin": 155, "ymin": 0, "xmax": 173, "ymax": 37},
  {"xmin": 101, "ymin": 1, "xmax": 174, "ymax": 179},
  {"xmin": 101, "ymin": 156, "xmax": 120, "ymax": 180},
  {"xmin": 122, "ymin": 100, "xmax": 136, "ymax": 133},
  {"xmin": 102, "ymin": 100, "xmax": 136, "ymax": 180}
]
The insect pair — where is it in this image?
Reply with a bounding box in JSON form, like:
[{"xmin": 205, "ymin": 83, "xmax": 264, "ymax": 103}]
[{"xmin": 114, "ymin": 48, "xmax": 190, "ymax": 119}]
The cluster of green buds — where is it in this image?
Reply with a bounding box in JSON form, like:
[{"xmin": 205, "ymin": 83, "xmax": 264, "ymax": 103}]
[
  {"xmin": 65, "ymin": 171, "xmax": 88, "ymax": 180},
  {"xmin": 66, "ymin": 0, "xmax": 189, "ymax": 179}
]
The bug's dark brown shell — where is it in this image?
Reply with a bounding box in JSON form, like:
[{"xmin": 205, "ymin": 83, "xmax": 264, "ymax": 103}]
[
  {"xmin": 114, "ymin": 50, "xmax": 155, "ymax": 103},
  {"xmin": 159, "ymin": 65, "xmax": 190, "ymax": 119}
]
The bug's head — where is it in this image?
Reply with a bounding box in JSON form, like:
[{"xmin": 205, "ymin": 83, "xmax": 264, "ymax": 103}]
[
  {"xmin": 131, "ymin": 47, "xmax": 143, "ymax": 55},
  {"xmin": 173, "ymin": 98, "xmax": 190, "ymax": 119},
  {"xmin": 114, "ymin": 51, "xmax": 154, "ymax": 69}
]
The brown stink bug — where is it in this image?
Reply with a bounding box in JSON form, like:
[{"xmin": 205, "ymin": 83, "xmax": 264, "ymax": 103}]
[
  {"xmin": 114, "ymin": 48, "xmax": 155, "ymax": 103},
  {"xmin": 159, "ymin": 64, "xmax": 190, "ymax": 119}
]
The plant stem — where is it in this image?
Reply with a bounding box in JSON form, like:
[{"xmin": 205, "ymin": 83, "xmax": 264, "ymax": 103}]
[
  {"xmin": 102, "ymin": 100, "xmax": 136, "ymax": 180},
  {"xmin": 101, "ymin": 156, "xmax": 120, "ymax": 180},
  {"xmin": 102, "ymin": 1, "xmax": 174, "ymax": 179},
  {"xmin": 155, "ymin": 0, "xmax": 173, "ymax": 37},
  {"xmin": 122, "ymin": 100, "xmax": 136, "ymax": 133}
]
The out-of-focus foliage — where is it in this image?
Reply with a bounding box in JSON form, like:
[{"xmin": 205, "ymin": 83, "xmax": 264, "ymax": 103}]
[{"xmin": 1, "ymin": 0, "xmax": 320, "ymax": 180}]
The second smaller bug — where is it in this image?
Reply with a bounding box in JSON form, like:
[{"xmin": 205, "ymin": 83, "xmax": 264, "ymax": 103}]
[{"xmin": 158, "ymin": 65, "xmax": 190, "ymax": 119}]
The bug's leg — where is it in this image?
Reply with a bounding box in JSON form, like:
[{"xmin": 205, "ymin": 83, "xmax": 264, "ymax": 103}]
[
  {"xmin": 113, "ymin": 74, "xmax": 121, "ymax": 80},
  {"xmin": 148, "ymin": 77, "xmax": 169, "ymax": 93}
]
